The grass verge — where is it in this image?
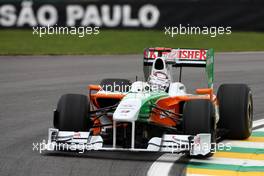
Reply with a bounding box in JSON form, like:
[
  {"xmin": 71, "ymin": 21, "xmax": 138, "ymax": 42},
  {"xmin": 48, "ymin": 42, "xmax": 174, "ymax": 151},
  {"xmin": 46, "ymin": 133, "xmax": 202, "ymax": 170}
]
[{"xmin": 0, "ymin": 29, "xmax": 264, "ymax": 55}]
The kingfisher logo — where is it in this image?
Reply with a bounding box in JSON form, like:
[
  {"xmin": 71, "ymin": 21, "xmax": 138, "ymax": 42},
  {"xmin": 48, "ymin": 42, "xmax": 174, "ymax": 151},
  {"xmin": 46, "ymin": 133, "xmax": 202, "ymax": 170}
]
[
  {"xmin": 169, "ymin": 49, "xmax": 207, "ymax": 60},
  {"xmin": 144, "ymin": 49, "xmax": 207, "ymax": 60}
]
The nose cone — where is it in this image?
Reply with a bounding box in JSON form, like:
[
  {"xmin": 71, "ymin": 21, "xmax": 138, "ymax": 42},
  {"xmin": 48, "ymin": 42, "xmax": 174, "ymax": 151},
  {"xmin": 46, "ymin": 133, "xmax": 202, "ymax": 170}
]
[{"xmin": 113, "ymin": 98, "xmax": 141, "ymax": 122}]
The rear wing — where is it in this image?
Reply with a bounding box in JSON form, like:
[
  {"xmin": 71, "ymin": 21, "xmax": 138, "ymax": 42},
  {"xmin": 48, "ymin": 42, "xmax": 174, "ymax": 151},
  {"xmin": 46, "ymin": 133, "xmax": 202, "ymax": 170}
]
[{"xmin": 143, "ymin": 47, "xmax": 214, "ymax": 88}]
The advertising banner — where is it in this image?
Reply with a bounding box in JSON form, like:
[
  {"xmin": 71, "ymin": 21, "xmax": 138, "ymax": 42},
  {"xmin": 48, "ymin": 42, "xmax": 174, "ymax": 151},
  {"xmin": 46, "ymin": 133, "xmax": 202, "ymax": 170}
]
[{"xmin": 0, "ymin": 0, "xmax": 264, "ymax": 30}]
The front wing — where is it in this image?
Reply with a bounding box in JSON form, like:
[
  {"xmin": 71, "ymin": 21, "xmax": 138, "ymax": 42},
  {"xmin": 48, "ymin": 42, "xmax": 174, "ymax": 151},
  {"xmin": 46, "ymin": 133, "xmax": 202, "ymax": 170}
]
[{"xmin": 44, "ymin": 128, "xmax": 212, "ymax": 156}]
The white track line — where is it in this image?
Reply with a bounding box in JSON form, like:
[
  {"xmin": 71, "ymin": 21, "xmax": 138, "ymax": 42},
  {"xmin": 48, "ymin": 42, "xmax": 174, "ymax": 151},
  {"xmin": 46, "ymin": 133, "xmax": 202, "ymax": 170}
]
[
  {"xmin": 255, "ymin": 127, "xmax": 264, "ymax": 131},
  {"xmin": 147, "ymin": 153, "xmax": 182, "ymax": 176},
  {"xmin": 253, "ymin": 119, "xmax": 264, "ymax": 128},
  {"xmin": 147, "ymin": 119, "xmax": 264, "ymax": 176}
]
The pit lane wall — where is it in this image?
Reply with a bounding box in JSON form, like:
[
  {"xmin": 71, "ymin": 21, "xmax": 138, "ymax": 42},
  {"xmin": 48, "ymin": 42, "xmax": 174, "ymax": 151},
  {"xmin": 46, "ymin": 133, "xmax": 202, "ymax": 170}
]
[{"xmin": 0, "ymin": 0, "xmax": 264, "ymax": 30}]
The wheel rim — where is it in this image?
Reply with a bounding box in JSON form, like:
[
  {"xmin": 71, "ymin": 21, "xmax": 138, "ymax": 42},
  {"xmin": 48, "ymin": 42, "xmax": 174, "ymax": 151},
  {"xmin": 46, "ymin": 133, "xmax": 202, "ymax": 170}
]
[{"xmin": 247, "ymin": 93, "xmax": 253, "ymax": 133}]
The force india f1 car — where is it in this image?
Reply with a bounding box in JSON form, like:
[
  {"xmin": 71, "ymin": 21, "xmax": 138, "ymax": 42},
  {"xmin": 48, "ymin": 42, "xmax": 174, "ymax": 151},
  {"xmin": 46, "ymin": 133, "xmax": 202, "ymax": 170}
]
[{"xmin": 46, "ymin": 48, "xmax": 253, "ymax": 157}]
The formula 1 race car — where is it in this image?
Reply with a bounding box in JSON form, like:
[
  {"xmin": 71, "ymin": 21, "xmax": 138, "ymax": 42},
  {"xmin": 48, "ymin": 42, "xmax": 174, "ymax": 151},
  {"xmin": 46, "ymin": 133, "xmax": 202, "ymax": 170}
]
[{"xmin": 45, "ymin": 48, "xmax": 253, "ymax": 157}]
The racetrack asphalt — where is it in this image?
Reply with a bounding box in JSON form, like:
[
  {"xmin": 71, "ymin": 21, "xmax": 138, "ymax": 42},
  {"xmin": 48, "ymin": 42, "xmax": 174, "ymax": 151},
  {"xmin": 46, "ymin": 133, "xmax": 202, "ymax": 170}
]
[{"xmin": 0, "ymin": 52, "xmax": 264, "ymax": 176}]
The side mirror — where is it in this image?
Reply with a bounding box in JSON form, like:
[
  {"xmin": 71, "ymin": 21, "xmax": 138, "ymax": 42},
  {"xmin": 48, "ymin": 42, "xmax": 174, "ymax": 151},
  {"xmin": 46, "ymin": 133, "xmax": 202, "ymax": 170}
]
[
  {"xmin": 196, "ymin": 88, "xmax": 213, "ymax": 100},
  {"xmin": 88, "ymin": 85, "xmax": 101, "ymax": 91}
]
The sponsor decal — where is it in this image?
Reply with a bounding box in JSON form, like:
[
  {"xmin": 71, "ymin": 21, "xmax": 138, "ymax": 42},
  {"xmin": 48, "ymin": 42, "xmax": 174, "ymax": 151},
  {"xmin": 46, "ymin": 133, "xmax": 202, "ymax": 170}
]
[
  {"xmin": 123, "ymin": 104, "xmax": 134, "ymax": 108},
  {"xmin": 73, "ymin": 132, "xmax": 81, "ymax": 138},
  {"xmin": 144, "ymin": 51, "xmax": 170, "ymax": 59},
  {"xmin": 121, "ymin": 110, "xmax": 130, "ymax": 113},
  {"xmin": 193, "ymin": 135, "xmax": 200, "ymax": 144},
  {"xmin": 144, "ymin": 49, "xmax": 207, "ymax": 60},
  {"xmin": 169, "ymin": 49, "xmax": 207, "ymax": 60}
]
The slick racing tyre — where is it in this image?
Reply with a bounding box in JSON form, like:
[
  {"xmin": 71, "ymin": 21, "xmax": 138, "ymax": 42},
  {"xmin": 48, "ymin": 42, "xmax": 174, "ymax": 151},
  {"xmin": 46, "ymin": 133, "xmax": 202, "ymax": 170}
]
[
  {"xmin": 217, "ymin": 84, "xmax": 253, "ymax": 139},
  {"xmin": 183, "ymin": 99, "xmax": 216, "ymax": 158},
  {"xmin": 54, "ymin": 94, "xmax": 92, "ymax": 131},
  {"xmin": 100, "ymin": 78, "xmax": 131, "ymax": 93}
]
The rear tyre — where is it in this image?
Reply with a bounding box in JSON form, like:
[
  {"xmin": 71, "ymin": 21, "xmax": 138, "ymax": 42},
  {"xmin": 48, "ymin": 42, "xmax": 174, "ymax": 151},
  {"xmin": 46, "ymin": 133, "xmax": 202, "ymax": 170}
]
[
  {"xmin": 183, "ymin": 99, "xmax": 216, "ymax": 158},
  {"xmin": 54, "ymin": 94, "xmax": 92, "ymax": 131},
  {"xmin": 217, "ymin": 84, "xmax": 253, "ymax": 139},
  {"xmin": 100, "ymin": 78, "xmax": 131, "ymax": 93}
]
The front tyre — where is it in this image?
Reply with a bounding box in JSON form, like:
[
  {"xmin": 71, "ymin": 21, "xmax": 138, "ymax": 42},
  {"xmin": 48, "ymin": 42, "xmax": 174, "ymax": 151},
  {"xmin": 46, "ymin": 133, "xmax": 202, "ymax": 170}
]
[
  {"xmin": 54, "ymin": 94, "xmax": 92, "ymax": 131},
  {"xmin": 183, "ymin": 99, "xmax": 216, "ymax": 158},
  {"xmin": 217, "ymin": 84, "xmax": 253, "ymax": 139}
]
